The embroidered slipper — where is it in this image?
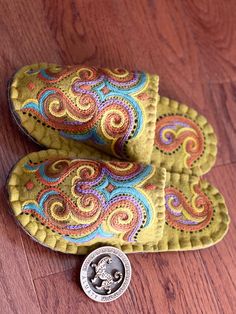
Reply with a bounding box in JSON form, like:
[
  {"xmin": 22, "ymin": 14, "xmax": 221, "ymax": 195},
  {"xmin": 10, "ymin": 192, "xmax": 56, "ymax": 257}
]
[
  {"xmin": 7, "ymin": 149, "xmax": 229, "ymax": 254},
  {"xmin": 9, "ymin": 63, "xmax": 159, "ymax": 164},
  {"xmin": 9, "ymin": 64, "xmax": 216, "ymax": 175},
  {"xmin": 7, "ymin": 149, "xmax": 166, "ymax": 254}
]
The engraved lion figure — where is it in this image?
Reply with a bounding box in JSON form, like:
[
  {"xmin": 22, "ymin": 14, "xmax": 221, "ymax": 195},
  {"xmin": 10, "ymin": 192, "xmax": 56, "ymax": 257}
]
[{"xmin": 91, "ymin": 255, "xmax": 123, "ymax": 294}]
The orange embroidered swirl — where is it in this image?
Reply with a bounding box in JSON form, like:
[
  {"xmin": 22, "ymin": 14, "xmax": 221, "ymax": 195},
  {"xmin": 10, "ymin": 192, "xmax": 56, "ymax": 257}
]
[
  {"xmin": 36, "ymin": 66, "xmax": 100, "ymax": 83},
  {"xmin": 43, "ymin": 89, "xmax": 98, "ymax": 124},
  {"xmin": 26, "ymin": 189, "xmax": 142, "ymax": 242},
  {"xmin": 40, "ymin": 188, "xmax": 102, "ymax": 231},
  {"xmin": 155, "ymin": 115, "xmax": 205, "ymax": 168},
  {"xmin": 22, "ymin": 159, "xmax": 155, "ymax": 243},
  {"xmin": 102, "ymin": 68, "xmax": 138, "ymax": 88},
  {"xmin": 22, "ymin": 65, "xmax": 147, "ymax": 158},
  {"xmin": 27, "ymin": 158, "xmax": 144, "ymax": 186},
  {"xmin": 165, "ymin": 184, "xmax": 213, "ymax": 231}
]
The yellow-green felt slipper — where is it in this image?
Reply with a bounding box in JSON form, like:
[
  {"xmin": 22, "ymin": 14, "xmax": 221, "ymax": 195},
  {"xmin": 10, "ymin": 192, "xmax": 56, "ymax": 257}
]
[
  {"xmin": 10, "ymin": 63, "xmax": 159, "ymax": 164},
  {"xmin": 7, "ymin": 149, "xmax": 166, "ymax": 254},
  {"xmin": 9, "ymin": 64, "xmax": 216, "ymax": 175},
  {"xmin": 7, "ymin": 149, "xmax": 229, "ymax": 254}
]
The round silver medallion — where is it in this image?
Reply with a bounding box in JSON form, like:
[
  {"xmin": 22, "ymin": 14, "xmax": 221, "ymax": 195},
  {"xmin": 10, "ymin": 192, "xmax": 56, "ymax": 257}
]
[{"xmin": 80, "ymin": 246, "xmax": 132, "ymax": 302}]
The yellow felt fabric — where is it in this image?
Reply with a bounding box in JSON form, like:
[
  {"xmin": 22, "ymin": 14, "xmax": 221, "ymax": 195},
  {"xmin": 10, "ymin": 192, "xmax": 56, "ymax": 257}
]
[
  {"xmin": 7, "ymin": 149, "xmax": 229, "ymax": 254},
  {"xmin": 7, "ymin": 149, "xmax": 166, "ymax": 255},
  {"xmin": 10, "ymin": 63, "xmax": 159, "ymax": 164},
  {"xmin": 7, "ymin": 64, "xmax": 229, "ymax": 254},
  {"xmin": 10, "ymin": 65, "xmax": 217, "ymax": 176},
  {"xmin": 156, "ymin": 172, "xmax": 229, "ymax": 251},
  {"xmin": 151, "ymin": 97, "xmax": 217, "ymax": 176}
]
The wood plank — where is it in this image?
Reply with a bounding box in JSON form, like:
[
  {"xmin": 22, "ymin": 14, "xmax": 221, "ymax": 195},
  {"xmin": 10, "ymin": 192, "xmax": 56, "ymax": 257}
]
[
  {"xmin": 0, "ymin": 0, "xmax": 235, "ymax": 313},
  {"xmin": 34, "ymin": 252, "xmax": 222, "ymax": 314},
  {"xmin": 0, "ymin": 179, "xmax": 40, "ymax": 313},
  {"xmin": 21, "ymin": 233, "xmax": 78, "ymax": 280},
  {"xmin": 192, "ymin": 82, "xmax": 236, "ymax": 166},
  {"xmin": 182, "ymin": 1, "xmax": 236, "ymax": 83},
  {"xmin": 203, "ymin": 164, "xmax": 236, "ymax": 314}
]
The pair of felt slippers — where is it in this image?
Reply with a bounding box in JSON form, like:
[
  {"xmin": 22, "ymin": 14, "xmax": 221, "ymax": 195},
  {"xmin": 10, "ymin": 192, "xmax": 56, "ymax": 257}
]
[{"xmin": 7, "ymin": 63, "xmax": 229, "ymax": 255}]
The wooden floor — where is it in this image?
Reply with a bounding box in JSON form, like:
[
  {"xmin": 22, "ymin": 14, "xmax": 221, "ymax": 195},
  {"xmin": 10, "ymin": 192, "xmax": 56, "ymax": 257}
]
[{"xmin": 0, "ymin": 1, "xmax": 236, "ymax": 313}]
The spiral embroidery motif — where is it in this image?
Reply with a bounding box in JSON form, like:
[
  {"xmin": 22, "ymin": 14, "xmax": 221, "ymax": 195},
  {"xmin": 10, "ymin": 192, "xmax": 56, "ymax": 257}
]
[
  {"xmin": 22, "ymin": 159, "xmax": 155, "ymax": 243},
  {"xmin": 165, "ymin": 185, "xmax": 213, "ymax": 231},
  {"xmin": 154, "ymin": 115, "xmax": 205, "ymax": 168},
  {"xmin": 22, "ymin": 66, "xmax": 147, "ymax": 158}
]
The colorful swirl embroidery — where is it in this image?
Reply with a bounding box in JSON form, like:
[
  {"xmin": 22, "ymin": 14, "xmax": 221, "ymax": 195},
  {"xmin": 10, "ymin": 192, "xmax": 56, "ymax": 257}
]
[
  {"xmin": 22, "ymin": 66, "xmax": 148, "ymax": 158},
  {"xmin": 165, "ymin": 184, "xmax": 213, "ymax": 231},
  {"xmin": 22, "ymin": 159, "xmax": 155, "ymax": 244},
  {"xmin": 154, "ymin": 115, "xmax": 205, "ymax": 168}
]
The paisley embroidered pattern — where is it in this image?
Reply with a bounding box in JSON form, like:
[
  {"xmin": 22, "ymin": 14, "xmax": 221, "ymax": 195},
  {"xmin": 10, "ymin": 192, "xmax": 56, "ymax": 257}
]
[
  {"xmin": 22, "ymin": 159, "xmax": 155, "ymax": 244},
  {"xmin": 154, "ymin": 115, "xmax": 205, "ymax": 168},
  {"xmin": 22, "ymin": 66, "xmax": 148, "ymax": 158},
  {"xmin": 165, "ymin": 184, "xmax": 213, "ymax": 231}
]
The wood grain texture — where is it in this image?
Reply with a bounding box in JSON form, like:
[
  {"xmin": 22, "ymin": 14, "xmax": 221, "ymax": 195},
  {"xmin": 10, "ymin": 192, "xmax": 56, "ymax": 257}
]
[
  {"xmin": 0, "ymin": 0, "xmax": 235, "ymax": 313},
  {"xmin": 0, "ymin": 175, "xmax": 40, "ymax": 313}
]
